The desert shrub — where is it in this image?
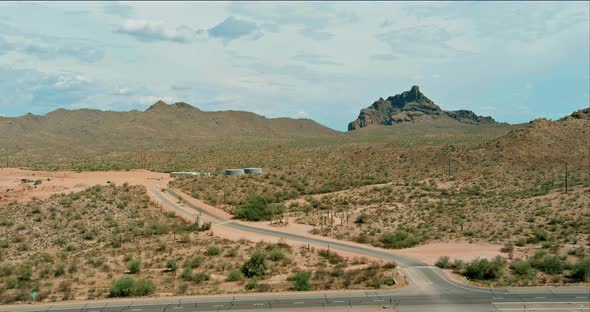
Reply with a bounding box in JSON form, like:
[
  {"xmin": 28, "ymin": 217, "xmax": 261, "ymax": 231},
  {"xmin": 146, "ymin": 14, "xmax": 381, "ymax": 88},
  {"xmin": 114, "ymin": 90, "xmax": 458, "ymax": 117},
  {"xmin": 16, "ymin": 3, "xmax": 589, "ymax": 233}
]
[
  {"xmin": 354, "ymin": 213, "xmax": 369, "ymax": 224},
  {"xmin": 133, "ymin": 279, "xmax": 156, "ymax": 296},
  {"xmin": 166, "ymin": 259, "xmax": 178, "ymax": 272},
  {"xmin": 500, "ymin": 243, "xmax": 514, "ymax": 253},
  {"xmin": 528, "ymin": 228, "xmax": 549, "ymax": 243},
  {"xmin": 241, "ymin": 251, "xmax": 267, "ymax": 278},
  {"xmin": 530, "ymin": 251, "xmax": 563, "ymax": 274},
  {"xmin": 180, "ymin": 268, "xmax": 193, "ymax": 281},
  {"xmin": 109, "ymin": 276, "xmax": 135, "ymax": 297},
  {"xmin": 127, "ymin": 259, "xmax": 141, "ymax": 274},
  {"xmin": 463, "ymin": 258, "xmax": 503, "ymax": 280},
  {"xmin": 570, "ymin": 257, "xmax": 590, "ymax": 282},
  {"xmin": 268, "ymin": 247, "xmax": 286, "ymax": 262},
  {"xmin": 233, "ymin": 196, "xmax": 275, "ymax": 221},
  {"xmin": 109, "ymin": 277, "xmax": 155, "ymax": 297},
  {"xmin": 435, "ymin": 256, "xmax": 451, "ymax": 269},
  {"xmin": 226, "ymin": 268, "xmax": 243, "ymax": 282},
  {"xmin": 380, "ymin": 229, "xmax": 421, "ymax": 249},
  {"xmin": 16, "ymin": 263, "xmax": 32, "ymax": 282},
  {"xmin": 185, "ymin": 256, "xmax": 203, "ymax": 269},
  {"xmin": 509, "ymin": 260, "xmax": 533, "ymax": 277},
  {"xmin": 514, "ymin": 238, "xmax": 526, "ymax": 247},
  {"xmin": 193, "ymin": 272, "xmax": 210, "ymax": 284},
  {"xmin": 205, "ymin": 246, "xmax": 221, "ymax": 256},
  {"xmin": 291, "ymin": 271, "xmax": 313, "ymax": 291},
  {"xmin": 53, "ymin": 263, "xmax": 65, "ymax": 277},
  {"xmin": 317, "ymin": 249, "xmax": 344, "ymax": 264}
]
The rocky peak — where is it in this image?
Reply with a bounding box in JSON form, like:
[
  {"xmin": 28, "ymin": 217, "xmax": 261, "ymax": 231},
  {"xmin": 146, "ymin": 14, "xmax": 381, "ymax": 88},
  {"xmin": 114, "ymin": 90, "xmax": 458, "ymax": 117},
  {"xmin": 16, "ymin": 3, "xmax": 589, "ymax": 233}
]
[
  {"xmin": 145, "ymin": 100, "xmax": 199, "ymax": 112},
  {"xmin": 348, "ymin": 86, "xmax": 496, "ymax": 130},
  {"xmin": 146, "ymin": 100, "xmax": 168, "ymax": 111}
]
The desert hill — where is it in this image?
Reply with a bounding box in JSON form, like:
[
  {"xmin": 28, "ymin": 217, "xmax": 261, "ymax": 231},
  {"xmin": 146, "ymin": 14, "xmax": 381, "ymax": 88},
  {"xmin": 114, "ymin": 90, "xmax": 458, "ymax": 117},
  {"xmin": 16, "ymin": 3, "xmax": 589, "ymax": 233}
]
[
  {"xmin": 348, "ymin": 86, "xmax": 497, "ymax": 130},
  {"xmin": 0, "ymin": 101, "xmax": 340, "ymax": 151}
]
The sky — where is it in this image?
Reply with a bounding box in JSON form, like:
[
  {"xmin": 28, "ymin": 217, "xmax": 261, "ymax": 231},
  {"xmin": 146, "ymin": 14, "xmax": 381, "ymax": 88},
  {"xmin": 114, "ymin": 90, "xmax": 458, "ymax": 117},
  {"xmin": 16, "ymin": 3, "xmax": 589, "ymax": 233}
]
[{"xmin": 0, "ymin": 1, "xmax": 588, "ymax": 131}]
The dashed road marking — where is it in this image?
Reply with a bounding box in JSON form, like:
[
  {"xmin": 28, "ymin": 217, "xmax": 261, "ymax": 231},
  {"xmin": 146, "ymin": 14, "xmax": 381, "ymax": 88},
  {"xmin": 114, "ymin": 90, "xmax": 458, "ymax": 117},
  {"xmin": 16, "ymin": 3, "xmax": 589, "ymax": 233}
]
[{"xmin": 293, "ymin": 301, "xmax": 305, "ymax": 304}]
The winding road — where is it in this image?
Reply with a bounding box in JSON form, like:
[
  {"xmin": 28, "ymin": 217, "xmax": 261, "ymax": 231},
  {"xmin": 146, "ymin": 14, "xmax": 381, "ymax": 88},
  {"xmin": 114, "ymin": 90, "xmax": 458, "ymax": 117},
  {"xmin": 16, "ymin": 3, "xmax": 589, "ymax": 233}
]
[{"xmin": 3, "ymin": 188, "xmax": 588, "ymax": 312}]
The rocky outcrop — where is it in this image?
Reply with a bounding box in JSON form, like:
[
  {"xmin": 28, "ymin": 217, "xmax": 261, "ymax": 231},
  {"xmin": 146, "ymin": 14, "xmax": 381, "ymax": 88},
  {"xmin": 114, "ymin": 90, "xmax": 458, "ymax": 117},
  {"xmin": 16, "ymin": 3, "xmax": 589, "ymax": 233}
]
[{"xmin": 348, "ymin": 86, "xmax": 497, "ymax": 130}]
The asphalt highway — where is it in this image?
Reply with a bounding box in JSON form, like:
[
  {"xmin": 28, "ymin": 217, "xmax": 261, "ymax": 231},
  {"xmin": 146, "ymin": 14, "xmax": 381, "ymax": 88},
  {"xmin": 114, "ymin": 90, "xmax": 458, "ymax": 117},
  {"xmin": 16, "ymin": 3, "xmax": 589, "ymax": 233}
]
[{"xmin": 2, "ymin": 188, "xmax": 587, "ymax": 312}]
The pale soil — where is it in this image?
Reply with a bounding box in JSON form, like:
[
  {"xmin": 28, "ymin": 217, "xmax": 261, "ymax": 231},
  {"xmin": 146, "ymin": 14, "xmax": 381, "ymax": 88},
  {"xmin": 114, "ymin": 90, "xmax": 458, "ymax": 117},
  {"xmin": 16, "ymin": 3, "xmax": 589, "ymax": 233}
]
[
  {"xmin": 0, "ymin": 168, "xmax": 509, "ymax": 290},
  {"xmin": 394, "ymin": 242, "xmax": 503, "ymax": 266},
  {"xmin": 168, "ymin": 187, "xmax": 503, "ymax": 268},
  {"xmin": 0, "ymin": 168, "xmax": 170, "ymax": 203}
]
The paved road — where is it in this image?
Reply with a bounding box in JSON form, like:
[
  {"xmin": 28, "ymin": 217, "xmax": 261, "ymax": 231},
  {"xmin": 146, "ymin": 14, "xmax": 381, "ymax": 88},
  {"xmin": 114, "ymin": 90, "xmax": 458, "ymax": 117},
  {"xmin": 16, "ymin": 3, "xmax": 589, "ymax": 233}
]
[{"xmin": 4, "ymin": 188, "xmax": 587, "ymax": 312}]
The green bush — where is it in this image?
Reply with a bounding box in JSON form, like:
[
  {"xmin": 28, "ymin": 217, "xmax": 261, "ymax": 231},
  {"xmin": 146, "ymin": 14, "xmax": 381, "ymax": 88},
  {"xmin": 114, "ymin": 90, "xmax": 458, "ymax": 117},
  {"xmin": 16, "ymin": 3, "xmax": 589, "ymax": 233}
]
[
  {"xmin": 291, "ymin": 271, "xmax": 313, "ymax": 291},
  {"xmin": 463, "ymin": 258, "xmax": 503, "ymax": 280},
  {"xmin": 570, "ymin": 257, "xmax": 590, "ymax": 282},
  {"xmin": 435, "ymin": 256, "xmax": 451, "ymax": 269},
  {"xmin": 514, "ymin": 238, "xmax": 526, "ymax": 247},
  {"xmin": 530, "ymin": 251, "xmax": 563, "ymax": 274},
  {"xmin": 109, "ymin": 276, "xmax": 135, "ymax": 297},
  {"xmin": 127, "ymin": 259, "xmax": 141, "ymax": 274},
  {"xmin": 166, "ymin": 259, "xmax": 178, "ymax": 272},
  {"xmin": 109, "ymin": 276, "xmax": 156, "ymax": 297},
  {"xmin": 268, "ymin": 247, "xmax": 286, "ymax": 262},
  {"xmin": 133, "ymin": 279, "xmax": 156, "ymax": 296},
  {"xmin": 241, "ymin": 251, "xmax": 267, "ymax": 278},
  {"xmin": 193, "ymin": 271, "xmax": 210, "ymax": 284},
  {"xmin": 185, "ymin": 256, "xmax": 203, "ymax": 268},
  {"xmin": 181, "ymin": 267, "xmax": 193, "ymax": 281},
  {"xmin": 509, "ymin": 260, "xmax": 533, "ymax": 277},
  {"xmin": 226, "ymin": 268, "xmax": 243, "ymax": 282},
  {"xmin": 205, "ymin": 246, "xmax": 221, "ymax": 256},
  {"xmin": 17, "ymin": 263, "xmax": 32, "ymax": 282},
  {"xmin": 380, "ymin": 229, "xmax": 421, "ymax": 249},
  {"xmin": 233, "ymin": 196, "xmax": 276, "ymax": 221}
]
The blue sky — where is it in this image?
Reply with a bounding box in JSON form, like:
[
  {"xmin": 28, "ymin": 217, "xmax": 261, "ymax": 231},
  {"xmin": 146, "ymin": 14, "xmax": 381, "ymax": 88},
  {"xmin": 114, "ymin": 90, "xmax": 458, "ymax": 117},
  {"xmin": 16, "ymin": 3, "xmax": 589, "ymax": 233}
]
[{"xmin": 0, "ymin": 1, "xmax": 588, "ymax": 131}]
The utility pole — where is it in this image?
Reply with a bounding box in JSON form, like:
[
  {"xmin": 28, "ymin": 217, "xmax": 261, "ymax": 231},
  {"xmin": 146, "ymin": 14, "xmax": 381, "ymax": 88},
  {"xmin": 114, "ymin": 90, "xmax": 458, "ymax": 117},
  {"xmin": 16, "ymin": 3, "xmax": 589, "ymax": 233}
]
[
  {"xmin": 448, "ymin": 153, "xmax": 452, "ymax": 177},
  {"xmin": 565, "ymin": 162, "xmax": 567, "ymax": 193}
]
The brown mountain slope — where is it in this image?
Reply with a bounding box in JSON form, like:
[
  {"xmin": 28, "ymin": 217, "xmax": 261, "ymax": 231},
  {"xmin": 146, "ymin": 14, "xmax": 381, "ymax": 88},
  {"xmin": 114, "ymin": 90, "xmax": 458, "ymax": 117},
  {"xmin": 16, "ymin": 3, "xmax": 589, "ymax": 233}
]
[
  {"xmin": 0, "ymin": 101, "xmax": 341, "ymax": 151},
  {"xmin": 483, "ymin": 107, "xmax": 590, "ymax": 166},
  {"xmin": 348, "ymin": 86, "xmax": 497, "ymax": 130}
]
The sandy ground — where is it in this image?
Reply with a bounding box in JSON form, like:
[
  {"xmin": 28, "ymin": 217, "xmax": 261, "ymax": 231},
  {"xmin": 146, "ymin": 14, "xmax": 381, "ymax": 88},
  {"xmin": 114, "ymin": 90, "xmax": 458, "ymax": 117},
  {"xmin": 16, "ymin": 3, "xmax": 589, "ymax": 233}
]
[
  {"xmin": 1, "ymin": 168, "xmax": 502, "ymax": 269},
  {"xmin": 0, "ymin": 168, "xmax": 170, "ymax": 203},
  {"xmin": 394, "ymin": 243, "xmax": 503, "ymax": 266},
  {"xmin": 170, "ymin": 187, "xmax": 502, "ymax": 266}
]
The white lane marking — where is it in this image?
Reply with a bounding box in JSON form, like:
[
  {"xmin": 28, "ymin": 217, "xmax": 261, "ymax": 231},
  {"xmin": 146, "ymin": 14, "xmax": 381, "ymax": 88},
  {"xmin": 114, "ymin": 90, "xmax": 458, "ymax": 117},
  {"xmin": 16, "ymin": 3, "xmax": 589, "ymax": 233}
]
[
  {"xmin": 332, "ymin": 300, "xmax": 345, "ymax": 303},
  {"xmin": 130, "ymin": 309, "xmax": 143, "ymax": 311},
  {"xmin": 495, "ymin": 308, "xmax": 590, "ymax": 311},
  {"xmin": 253, "ymin": 303, "xmax": 265, "ymax": 306},
  {"xmin": 535, "ymin": 296, "xmax": 547, "ymax": 298},
  {"xmin": 373, "ymin": 299, "xmax": 384, "ymax": 302},
  {"xmin": 218, "ymin": 221, "xmax": 232, "ymax": 225},
  {"xmin": 172, "ymin": 307, "xmax": 184, "ymax": 310},
  {"xmin": 213, "ymin": 305, "xmax": 224, "ymax": 307},
  {"xmin": 293, "ymin": 301, "xmax": 305, "ymax": 304}
]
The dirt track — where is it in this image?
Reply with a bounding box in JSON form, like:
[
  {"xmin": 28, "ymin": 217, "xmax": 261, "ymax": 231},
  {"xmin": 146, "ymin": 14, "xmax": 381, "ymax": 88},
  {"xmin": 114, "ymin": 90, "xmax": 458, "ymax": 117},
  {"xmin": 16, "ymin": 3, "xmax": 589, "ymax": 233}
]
[{"xmin": 0, "ymin": 168, "xmax": 502, "ymax": 264}]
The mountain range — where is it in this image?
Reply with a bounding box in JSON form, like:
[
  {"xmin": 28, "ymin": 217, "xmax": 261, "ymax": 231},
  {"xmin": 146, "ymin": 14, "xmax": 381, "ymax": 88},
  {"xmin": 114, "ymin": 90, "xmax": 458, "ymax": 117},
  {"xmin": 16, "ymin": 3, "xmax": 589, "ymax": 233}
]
[{"xmin": 348, "ymin": 86, "xmax": 497, "ymax": 130}]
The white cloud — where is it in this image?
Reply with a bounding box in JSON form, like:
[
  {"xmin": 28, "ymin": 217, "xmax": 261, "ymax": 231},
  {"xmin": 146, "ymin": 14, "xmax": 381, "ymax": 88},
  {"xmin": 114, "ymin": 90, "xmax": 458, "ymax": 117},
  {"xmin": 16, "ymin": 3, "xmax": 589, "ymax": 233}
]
[{"xmin": 114, "ymin": 19, "xmax": 195, "ymax": 43}]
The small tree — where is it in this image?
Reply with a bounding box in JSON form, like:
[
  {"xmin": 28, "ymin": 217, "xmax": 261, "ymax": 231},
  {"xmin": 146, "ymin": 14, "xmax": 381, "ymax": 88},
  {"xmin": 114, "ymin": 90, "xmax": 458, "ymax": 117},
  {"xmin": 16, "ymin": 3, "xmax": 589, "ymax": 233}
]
[
  {"xmin": 291, "ymin": 271, "xmax": 313, "ymax": 291},
  {"xmin": 241, "ymin": 251, "xmax": 267, "ymax": 278}
]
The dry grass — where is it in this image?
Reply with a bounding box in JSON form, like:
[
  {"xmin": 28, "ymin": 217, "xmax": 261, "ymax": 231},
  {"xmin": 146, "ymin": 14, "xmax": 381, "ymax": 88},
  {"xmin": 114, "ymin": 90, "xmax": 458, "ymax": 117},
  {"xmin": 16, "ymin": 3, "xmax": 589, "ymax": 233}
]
[{"xmin": 0, "ymin": 184, "xmax": 400, "ymax": 304}]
